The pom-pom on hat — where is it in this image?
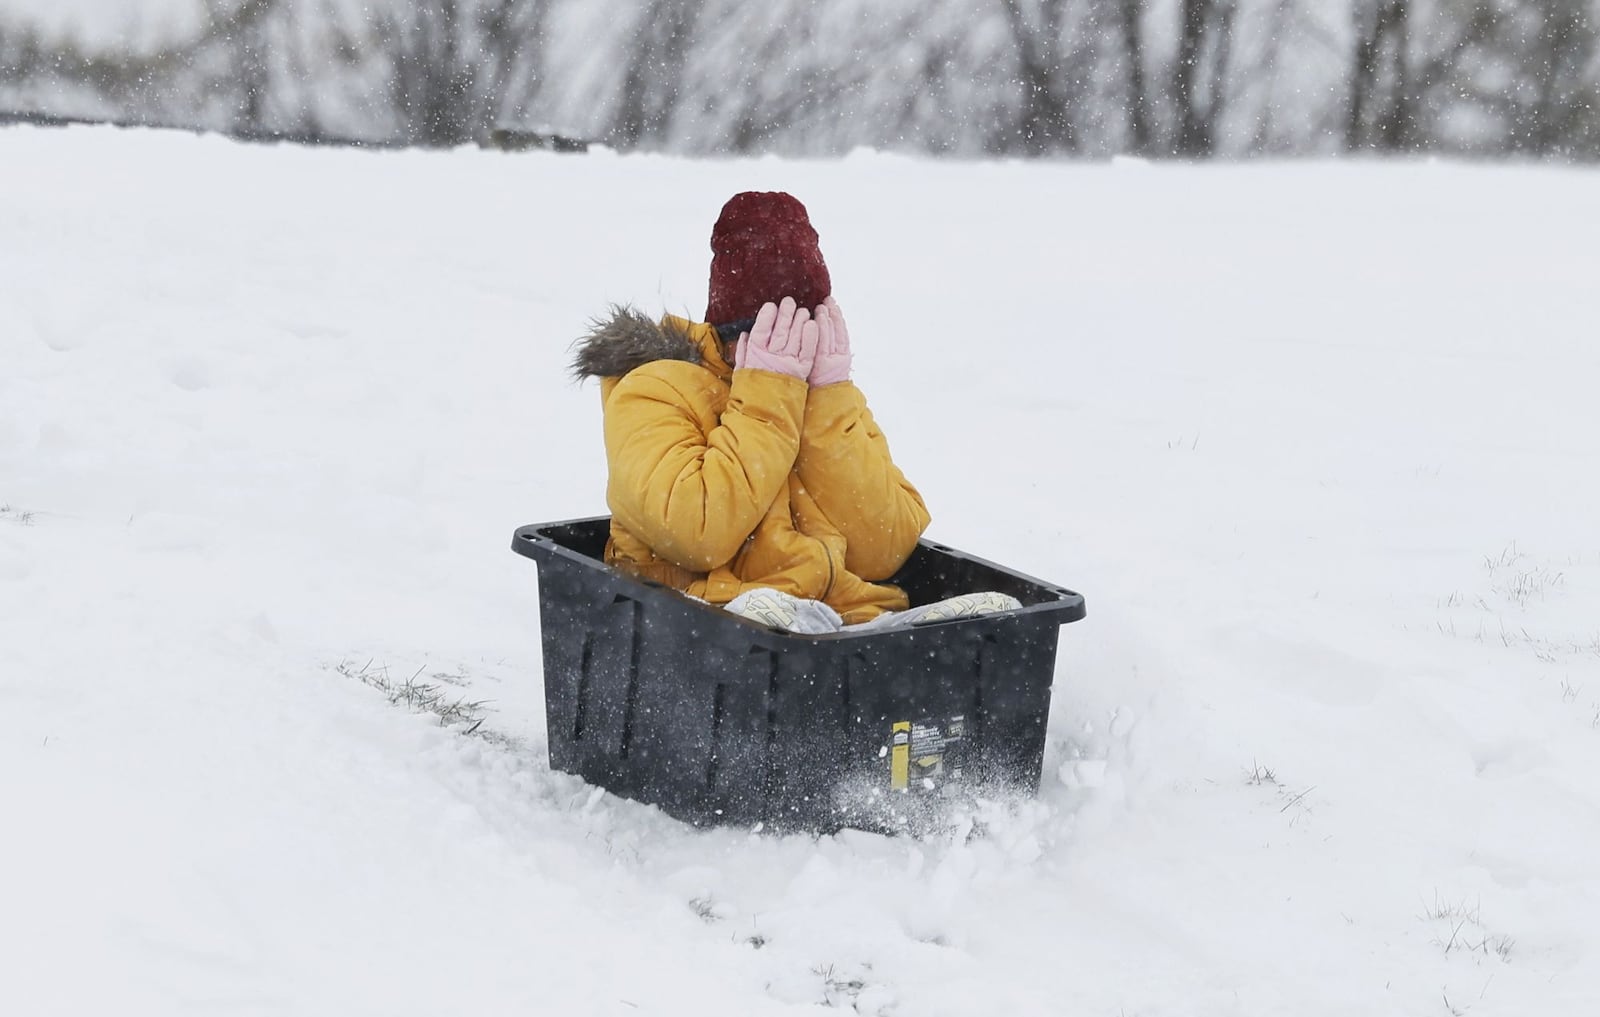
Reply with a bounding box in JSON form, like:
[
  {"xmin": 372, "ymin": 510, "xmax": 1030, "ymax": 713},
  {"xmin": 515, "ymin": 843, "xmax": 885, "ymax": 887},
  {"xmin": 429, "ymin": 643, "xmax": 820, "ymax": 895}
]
[{"xmin": 705, "ymin": 191, "xmax": 831, "ymax": 326}]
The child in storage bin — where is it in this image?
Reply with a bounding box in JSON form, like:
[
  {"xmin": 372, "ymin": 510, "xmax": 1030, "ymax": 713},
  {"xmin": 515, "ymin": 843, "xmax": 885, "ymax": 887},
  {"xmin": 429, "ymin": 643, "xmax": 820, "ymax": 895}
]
[{"xmin": 570, "ymin": 191, "xmax": 1018, "ymax": 634}]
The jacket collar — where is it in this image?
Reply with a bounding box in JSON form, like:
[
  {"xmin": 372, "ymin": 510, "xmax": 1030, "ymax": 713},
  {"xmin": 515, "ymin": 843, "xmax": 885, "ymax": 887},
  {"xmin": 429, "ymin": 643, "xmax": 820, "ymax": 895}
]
[{"xmin": 671, "ymin": 314, "xmax": 733, "ymax": 382}]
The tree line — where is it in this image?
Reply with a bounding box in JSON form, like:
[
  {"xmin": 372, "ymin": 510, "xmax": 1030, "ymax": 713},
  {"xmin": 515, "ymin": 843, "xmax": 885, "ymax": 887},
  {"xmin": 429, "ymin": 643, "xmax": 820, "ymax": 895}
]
[{"xmin": 1, "ymin": 0, "xmax": 1597, "ymax": 160}]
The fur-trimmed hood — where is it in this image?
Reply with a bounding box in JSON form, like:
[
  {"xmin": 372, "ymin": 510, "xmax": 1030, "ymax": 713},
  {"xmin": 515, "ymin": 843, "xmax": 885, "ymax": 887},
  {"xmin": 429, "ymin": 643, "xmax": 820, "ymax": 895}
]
[
  {"xmin": 570, "ymin": 306, "xmax": 753, "ymax": 381},
  {"xmin": 570, "ymin": 306, "xmax": 700, "ymax": 381}
]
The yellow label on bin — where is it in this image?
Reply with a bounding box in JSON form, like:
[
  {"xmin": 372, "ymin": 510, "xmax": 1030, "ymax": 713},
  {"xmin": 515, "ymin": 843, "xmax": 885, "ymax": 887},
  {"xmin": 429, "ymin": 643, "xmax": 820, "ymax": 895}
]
[{"xmin": 890, "ymin": 721, "xmax": 911, "ymax": 790}]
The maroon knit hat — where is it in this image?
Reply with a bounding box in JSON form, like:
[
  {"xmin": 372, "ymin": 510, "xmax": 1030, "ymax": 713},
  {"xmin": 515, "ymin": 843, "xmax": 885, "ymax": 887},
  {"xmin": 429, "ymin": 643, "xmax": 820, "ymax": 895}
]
[{"xmin": 705, "ymin": 191, "xmax": 831, "ymax": 325}]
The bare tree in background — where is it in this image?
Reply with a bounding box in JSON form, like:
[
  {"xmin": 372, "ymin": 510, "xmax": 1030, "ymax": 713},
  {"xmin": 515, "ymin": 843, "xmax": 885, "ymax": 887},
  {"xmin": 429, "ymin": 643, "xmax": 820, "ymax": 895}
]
[
  {"xmin": 1236, "ymin": 0, "xmax": 1314, "ymax": 153},
  {"xmin": 377, "ymin": 0, "xmax": 548, "ymax": 145},
  {"xmin": 707, "ymin": 2, "xmax": 889, "ymax": 155},
  {"xmin": 1113, "ymin": 0, "xmax": 1153, "ymax": 154},
  {"xmin": 1504, "ymin": 0, "xmax": 1600, "ymax": 156},
  {"xmin": 1345, "ymin": 0, "xmax": 1412, "ymax": 150},
  {"xmin": 204, "ymin": 0, "xmax": 274, "ymax": 134},
  {"xmin": 1171, "ymin": 0, "xmax": 1238, "ymax": 156},
  {"xmin": 7, "ymin": 0, "xmax": 1600, "ymax": 161},
  {"xmin": 612, "ymin": 0, "xmax": 704, "ymax": 147},
  {"xmin": 0, "ymin": 21, "xmax": 37, "ymax": 84},
  {"xmin": 0, "ymin": 16, "xmax": 190, "ymax": 125},
  {"xmin": 997, "ymin": 0, "xmax": 1084, "ymax": 155},
  {"xmin": 382, "ymin": 0, "xmax": 475, "ymax": 145},
  {"xmin": 478, "ymin": 0, "xmax": 550, "ymax": 130}
]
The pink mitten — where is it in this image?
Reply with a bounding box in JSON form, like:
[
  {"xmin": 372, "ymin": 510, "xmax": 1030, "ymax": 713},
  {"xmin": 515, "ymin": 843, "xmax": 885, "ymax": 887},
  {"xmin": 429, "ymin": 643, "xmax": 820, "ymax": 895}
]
[
  {"xmin": 808, "ymin": 297, "xmax": 853, "ymax": 387},
  {"xmin": 735, "ymin": 297, "xmax": 816, "ymax": 381}
]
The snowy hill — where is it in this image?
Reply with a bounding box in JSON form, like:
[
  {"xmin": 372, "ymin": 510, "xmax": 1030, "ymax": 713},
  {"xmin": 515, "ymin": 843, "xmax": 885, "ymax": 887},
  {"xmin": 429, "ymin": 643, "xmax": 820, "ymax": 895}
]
[{"xmin": 3, "ymin": 125, "xmax": 1599, "ymax": 1016}]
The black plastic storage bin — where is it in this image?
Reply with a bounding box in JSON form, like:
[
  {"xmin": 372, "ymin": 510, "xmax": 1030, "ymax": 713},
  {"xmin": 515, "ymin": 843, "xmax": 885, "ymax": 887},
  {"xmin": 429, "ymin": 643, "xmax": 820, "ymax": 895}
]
[{"xmin": 511, "ymin": 516, "xmax": 1085, "ymax": 831}]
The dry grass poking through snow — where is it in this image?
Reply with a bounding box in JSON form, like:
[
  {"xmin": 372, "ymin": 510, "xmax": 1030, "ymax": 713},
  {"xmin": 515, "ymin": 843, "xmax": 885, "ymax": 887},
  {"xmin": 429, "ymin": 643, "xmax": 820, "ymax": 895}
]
[
  {"xmin": 334, "ymin": 658, "xmax": 491, "ymax": 733},
  {"xmin": 1482, "ymin": 543, "xmax": 1565, "ymax": 610},
  {"xmin": 1434, "ymin": 544, "xmax": 1600, "ymax": 667},
  {"xmin": 1420, "ymin": 892, "xmax": 1515, "ymax": 962}
]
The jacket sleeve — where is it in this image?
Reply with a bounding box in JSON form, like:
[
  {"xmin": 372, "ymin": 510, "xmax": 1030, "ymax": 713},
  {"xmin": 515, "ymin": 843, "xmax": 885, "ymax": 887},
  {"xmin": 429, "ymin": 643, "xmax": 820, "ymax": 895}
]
[
  {"xmin": 604, "ymin": 363, "xmax": 808, "ymax": 572},
  {"xmin": 795, "ymin": 381, "xmax": 931, "ymax": 581}
]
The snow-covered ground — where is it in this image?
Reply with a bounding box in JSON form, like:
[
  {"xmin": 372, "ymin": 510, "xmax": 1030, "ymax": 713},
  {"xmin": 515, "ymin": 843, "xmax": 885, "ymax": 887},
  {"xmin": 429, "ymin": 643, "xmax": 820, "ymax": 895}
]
[{"xmin": 4, "ymin": 125, "xmax": 1600, "ymax": 1016}]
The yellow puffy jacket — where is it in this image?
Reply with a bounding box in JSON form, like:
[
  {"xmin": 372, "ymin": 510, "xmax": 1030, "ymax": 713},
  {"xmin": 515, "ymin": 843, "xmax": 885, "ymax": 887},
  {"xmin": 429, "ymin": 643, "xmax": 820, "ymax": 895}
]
[{"xmin": 571, "ymin": 308, "xmax": 930, "ymax": 623}]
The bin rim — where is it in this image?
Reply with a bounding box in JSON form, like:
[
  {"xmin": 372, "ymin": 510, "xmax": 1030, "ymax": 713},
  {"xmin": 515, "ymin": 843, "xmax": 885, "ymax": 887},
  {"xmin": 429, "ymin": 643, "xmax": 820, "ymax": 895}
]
[{"xmin": 511, "ymin": 516, "xmax": 1086, "ymax": 646}]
